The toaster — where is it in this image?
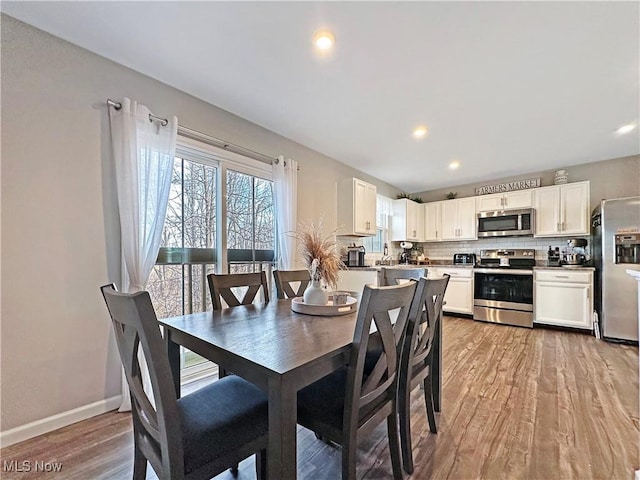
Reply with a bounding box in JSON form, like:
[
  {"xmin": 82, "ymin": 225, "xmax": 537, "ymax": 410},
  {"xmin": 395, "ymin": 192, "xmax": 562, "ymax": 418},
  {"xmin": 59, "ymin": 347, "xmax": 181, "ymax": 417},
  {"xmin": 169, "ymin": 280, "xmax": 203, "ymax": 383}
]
[{"xmin": 453, "ymin": 253, "xmax": 477, "ymax": 265}]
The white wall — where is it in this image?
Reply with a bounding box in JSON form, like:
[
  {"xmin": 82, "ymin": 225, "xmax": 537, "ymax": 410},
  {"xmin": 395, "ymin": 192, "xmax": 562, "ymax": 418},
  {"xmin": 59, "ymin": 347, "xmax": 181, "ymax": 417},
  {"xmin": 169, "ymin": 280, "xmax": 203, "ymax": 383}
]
[{"xmin": 0, "ymin": 15, "xmax": 398, "ymax": 437}]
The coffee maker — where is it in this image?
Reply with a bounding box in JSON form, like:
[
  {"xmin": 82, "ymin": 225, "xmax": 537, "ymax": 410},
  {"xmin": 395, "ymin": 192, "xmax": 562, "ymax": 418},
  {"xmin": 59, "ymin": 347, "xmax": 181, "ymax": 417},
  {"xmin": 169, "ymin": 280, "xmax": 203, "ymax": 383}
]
[
  {"xmin": 346, "ymin": 245, "xmax": 366, "ymax": 267},
  {"xmin": 562, "ymin": 238, "xmax": 588, "ymax": 266},
  {"xmin": 399, "ymin": 241, "xmax": 413, "ymax": 264}
]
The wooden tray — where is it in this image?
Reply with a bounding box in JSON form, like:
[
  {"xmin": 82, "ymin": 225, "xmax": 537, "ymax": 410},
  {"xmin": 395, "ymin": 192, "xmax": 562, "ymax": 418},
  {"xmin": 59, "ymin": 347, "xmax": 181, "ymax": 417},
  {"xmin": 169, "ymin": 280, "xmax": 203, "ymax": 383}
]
[{"xmin": 291, "ymin": 296, "xmax": 358, "ymax": 316}]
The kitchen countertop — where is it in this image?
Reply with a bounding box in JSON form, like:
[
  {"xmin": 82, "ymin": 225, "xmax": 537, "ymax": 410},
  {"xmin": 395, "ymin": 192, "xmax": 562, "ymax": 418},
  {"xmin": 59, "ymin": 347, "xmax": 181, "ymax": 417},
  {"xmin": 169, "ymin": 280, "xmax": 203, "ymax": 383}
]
[
  {"xmin": 343, "ymin": 263, "xmax": 595, "ymax": 272},
  {"xmin": 343, "ymin": 262, "xmax": 472, "ymax": 271},
  {"xmin": 533, "ymin": 265, "xmax": 595, "ymax": 271}
]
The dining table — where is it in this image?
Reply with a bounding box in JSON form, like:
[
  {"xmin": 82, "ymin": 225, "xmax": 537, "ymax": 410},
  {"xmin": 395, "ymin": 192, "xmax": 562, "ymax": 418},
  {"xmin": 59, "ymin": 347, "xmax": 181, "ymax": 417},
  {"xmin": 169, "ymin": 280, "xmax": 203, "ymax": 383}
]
[{"xmin": 159, "ymin": 297, "xmax": 442, "ymax": 480}]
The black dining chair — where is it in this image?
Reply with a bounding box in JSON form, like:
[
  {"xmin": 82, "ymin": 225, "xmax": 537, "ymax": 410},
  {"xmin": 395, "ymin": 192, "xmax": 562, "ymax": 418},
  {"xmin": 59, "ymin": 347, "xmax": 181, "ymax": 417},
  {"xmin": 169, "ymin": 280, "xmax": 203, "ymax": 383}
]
[
  {"xmin": 207, "ymin": 271, "xmax": 271, "ymax": 393},
  {"xmin": 207, "ymin": 271, "xmax": 270, "ymax": 310},
  {"xmin": 398, "ymin": 274, "xmax": 450, "ymax": 474},
  {"xmin": 100, "ymin": 284, "xmax": 269, "ymax": 480},
  {"xmin": 296, "ymin": 281, "xmax": 418, "ymax": 480},
  {"xmin": 379, "ymin": 267, "xmax": 427, "ymax": 286},
  {"xmin": 273, "ymin": 269, "xmax": 311, "ymax": 299}
]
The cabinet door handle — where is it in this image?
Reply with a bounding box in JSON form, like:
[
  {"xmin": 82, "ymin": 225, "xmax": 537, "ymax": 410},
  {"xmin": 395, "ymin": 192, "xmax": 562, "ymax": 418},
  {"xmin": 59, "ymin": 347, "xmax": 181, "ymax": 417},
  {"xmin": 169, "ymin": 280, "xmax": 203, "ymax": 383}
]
[
  {"xmin": 557, "ymin": 222, "xmax": 561, "ymax": 232},
  {"xmin": 501, "ymin": 197, "xmax": 504, "ymax": 207},
  {"xmin": 554, "ymin": 275, "xmax": 570, "ymax": 278}
]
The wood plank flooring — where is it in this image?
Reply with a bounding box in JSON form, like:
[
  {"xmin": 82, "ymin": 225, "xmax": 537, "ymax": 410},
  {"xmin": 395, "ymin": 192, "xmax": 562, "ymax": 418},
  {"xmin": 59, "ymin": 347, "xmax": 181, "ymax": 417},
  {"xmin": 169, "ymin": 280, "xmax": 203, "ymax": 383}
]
[{"xmin": 1, "ymin": 317, "xmax": 638, "ymax": 479}]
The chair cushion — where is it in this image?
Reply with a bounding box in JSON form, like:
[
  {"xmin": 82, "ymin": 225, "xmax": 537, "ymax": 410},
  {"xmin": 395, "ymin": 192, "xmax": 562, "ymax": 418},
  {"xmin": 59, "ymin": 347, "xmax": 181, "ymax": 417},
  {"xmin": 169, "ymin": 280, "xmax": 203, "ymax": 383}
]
[
  {"xmin": 178, "ymin": 375, "xmax": 268, "ymax": 474},
  {"xmin": 297, "ymin": 348, "xmax": 385, "ymax": 433}
]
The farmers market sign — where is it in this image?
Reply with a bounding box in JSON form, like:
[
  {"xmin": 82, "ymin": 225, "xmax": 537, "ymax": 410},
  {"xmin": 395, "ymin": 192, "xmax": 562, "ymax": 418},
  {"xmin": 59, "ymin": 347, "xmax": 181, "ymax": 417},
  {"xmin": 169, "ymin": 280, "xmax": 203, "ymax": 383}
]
[{"xmin": 475, "ymin": 177, "xmax": 541, "ymax": 196}]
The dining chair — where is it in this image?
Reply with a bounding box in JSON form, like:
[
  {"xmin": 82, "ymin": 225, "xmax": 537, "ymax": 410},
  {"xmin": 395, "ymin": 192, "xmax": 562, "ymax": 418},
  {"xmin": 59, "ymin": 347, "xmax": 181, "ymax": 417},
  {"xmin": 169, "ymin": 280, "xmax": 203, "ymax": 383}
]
[
  {"xmin": 398, "ymin": 274, "xmax": 450, "ymax": 474},
  {"xmin": 207, "ymin": 271, "xmax": 270, "ymax": 383},
  {"xmin": 207, "ymin": 271, "xmax": 270, "ymax": 310},
  {"xmin": 379, "ymin": 267, "xmax": 427, "ymax": 286},
  {"xmin": 296, "ymin": 281, "xmax": 418, "ymax": 480},
  {"xmin": 273, "ymin": 269, "xmax": 311, "ymax": 299},
  {"xmin": 100, "ymin": 284, "xmax": 269, "ymax": 480}
]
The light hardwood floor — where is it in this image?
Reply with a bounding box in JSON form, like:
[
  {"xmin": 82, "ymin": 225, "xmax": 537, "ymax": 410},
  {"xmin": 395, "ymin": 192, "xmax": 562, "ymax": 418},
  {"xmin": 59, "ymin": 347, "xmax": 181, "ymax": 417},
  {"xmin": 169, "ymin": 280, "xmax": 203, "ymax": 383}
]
[{"xmin": 1, "ymin": 317, "xmax": 638, "ymax": 479}]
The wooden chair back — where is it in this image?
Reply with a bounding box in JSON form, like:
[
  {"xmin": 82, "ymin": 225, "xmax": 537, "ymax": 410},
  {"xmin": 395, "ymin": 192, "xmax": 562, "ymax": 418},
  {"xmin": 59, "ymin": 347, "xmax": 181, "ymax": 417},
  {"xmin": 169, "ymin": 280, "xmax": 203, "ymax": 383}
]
[
  {"xmin": 100, "ymin": 284, "xmax": 183, "ymax": 479},
  {"xmin": 401, "ymin": 274, "xmax": 450, "ymax": 386},
  {"xmin": 273, "ymin": 269, "xmax": 311, "ymax": 299},
  {"xmin": 207, "ymin": 271, "xmax": 270, "ymax": 310},
  {"xmin": 379, "ymin": 267, "xmax": 427, "ymax": 286},
  {"xmin": 345, "ymin": 281, "xmax": 417, "ymax": 430}
]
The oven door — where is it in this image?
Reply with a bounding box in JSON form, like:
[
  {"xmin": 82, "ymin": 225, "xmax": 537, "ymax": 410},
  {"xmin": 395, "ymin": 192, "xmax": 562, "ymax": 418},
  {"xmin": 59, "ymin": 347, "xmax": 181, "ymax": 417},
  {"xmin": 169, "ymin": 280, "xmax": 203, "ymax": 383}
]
[
  {"xmin": 477, "ymin": 209, "xmax": 533, "ymax": 237},
  {"xmin": 473, "ymin": 268, "xmax": 534, "ymax": 328}
]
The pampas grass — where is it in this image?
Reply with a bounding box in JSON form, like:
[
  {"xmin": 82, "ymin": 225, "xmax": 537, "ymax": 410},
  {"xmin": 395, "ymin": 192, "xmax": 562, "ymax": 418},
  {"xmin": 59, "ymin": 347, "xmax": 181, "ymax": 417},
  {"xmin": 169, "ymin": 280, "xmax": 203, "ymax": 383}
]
[{"xmin": 294, "ymin": 218, "xmax": 344, "ymax": 289}]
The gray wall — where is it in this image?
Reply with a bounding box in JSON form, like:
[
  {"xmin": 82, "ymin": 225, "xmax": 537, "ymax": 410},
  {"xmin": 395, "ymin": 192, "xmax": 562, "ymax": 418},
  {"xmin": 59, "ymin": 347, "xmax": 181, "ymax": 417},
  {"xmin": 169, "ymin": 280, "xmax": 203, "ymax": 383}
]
[{"xmin": 0, "ymin": 15, "xmax": 398, "ymax": 432}]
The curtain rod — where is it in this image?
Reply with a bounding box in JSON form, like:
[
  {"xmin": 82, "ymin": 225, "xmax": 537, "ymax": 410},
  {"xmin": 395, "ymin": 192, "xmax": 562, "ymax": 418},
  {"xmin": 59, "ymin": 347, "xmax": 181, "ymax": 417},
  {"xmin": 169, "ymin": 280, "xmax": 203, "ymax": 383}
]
[
  {"xmin": 107, "ymin": 98, "xmax": 169, "ymax": 126},
  {"xmin": 107, "ymin": 98, "xmax": 279, "ymax": 165}
]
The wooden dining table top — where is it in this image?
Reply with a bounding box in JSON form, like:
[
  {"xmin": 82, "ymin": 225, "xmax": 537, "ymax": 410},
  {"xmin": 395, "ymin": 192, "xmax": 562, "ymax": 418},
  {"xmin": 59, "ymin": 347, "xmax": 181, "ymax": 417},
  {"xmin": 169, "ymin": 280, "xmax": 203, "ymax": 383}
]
[{"xmin": 159, "ymin": 298, "xmax": 359, "ymax": 378}]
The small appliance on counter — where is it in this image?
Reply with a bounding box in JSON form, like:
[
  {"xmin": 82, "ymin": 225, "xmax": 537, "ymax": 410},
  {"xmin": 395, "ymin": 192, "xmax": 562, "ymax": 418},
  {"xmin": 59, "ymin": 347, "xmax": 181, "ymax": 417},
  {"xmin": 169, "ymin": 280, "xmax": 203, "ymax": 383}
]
[
  {"xmin": 399, "ymin": 241, "xmax": 413, "ymax": 264},
  {"xmin": 453, "ymin": 253, "xmax": 477, "ymax": 265},
  {"xmin": 346, "ymin": 244, "xmax": 366, "ymax": 267},
  {"xmin": 546, "ymin": 246, "xmax": 561, "ymax": 266},
  {"xmin": 561, "ymin": 238, "xmax": 588, "ymax": 266}
]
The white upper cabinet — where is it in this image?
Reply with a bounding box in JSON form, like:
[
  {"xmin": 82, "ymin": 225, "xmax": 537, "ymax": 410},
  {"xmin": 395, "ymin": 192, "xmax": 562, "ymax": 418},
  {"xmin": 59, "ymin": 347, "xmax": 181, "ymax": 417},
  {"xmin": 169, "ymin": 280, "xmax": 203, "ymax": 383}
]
[
  {"xmin": 423, "ymin": 201, "xmax": 442, "ymax": 242},
  {"xmin": 337, "ymin": 178, "xmax": 377, "ymax": 236},
  {"xmin": 533, "ymin": 181, "xmax": 590, "ymax": 237},
  {"xmin": 476, "ymin": 190, "xmax": 533, "ymax": 211},
  {"xmin": 391, "ymin": 198, "xmax": 422, "ymax": 241},
  {"xmin": 441, "ymin": 197, "xmax": 477, "ymax": 240}
]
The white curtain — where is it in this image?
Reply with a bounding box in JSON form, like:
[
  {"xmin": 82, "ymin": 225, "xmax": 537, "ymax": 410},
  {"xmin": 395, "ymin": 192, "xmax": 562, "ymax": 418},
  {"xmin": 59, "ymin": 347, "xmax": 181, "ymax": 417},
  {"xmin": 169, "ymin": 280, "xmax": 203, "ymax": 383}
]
[
  {"xmin": 273, "ymin": 155, "xmax": 298, "ymax": 270},
  {"xmin": 109, "ymin": 97, "xmax": 177, "ymax": 411}
]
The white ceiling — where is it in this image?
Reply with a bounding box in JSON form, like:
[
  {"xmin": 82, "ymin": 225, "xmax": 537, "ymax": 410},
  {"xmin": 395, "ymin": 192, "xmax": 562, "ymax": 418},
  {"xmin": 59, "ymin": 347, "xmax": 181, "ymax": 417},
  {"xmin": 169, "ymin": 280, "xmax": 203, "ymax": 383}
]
[{"xmin": 3, "ymin": 1, "xmax": 639, "ymax": 193}]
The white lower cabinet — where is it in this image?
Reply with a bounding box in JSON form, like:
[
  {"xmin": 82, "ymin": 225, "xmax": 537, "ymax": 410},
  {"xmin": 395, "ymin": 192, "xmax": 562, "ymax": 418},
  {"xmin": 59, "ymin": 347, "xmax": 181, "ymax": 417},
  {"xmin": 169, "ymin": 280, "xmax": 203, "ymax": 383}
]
[
  {"xmin": 534, "ymin": 269, "xmax": 594, "ymax": 329},
  {"xmin": 430, "ymin": 267, "xmax": 474, "ymax": 315},
  {"xmin": 336, "ymin": 270, "xmax": 379, "ymax": 294}
]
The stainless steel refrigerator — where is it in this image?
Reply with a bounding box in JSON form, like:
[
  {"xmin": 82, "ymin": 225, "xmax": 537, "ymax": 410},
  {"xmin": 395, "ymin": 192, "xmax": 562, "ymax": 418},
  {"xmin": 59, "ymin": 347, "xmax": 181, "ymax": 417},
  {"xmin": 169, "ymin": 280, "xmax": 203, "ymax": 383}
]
[{"xmin": 592, "ymin": 196, "xmax": 640, "ymax": 342}]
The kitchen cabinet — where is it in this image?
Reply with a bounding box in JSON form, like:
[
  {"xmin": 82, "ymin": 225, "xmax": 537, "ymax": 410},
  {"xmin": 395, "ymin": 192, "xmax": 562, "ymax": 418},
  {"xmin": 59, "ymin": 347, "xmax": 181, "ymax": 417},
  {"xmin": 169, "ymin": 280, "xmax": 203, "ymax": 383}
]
[
  {"xmin": 337, "ymin": 178, "xmax": 377, "ymax": 236},
  {"xmin": 423, "ymin": 201, "xmax": 442, "ymax": 241},
  {"xmin": 534, "ymin": 269, "xmax": 594, "ymax": 329},
  {"xmin": 533, "ymin": 181, "xmax": 590, "ymax": 237},
  {"xmin": 391, "ymin": 198, "xmax": 423, "ymax": 241},
  {"xmin": 336, "ymin": 269, "xmax": 379, "ymax": 294},
  {"xmin": 476, "ymin": 190, "xmax": 533, "ymax": 211},
  {"xmin": 440, "ymin": 197, "xmax": 477, "ymax": 240},
  {"xmin": 430, "ymin": 267, "xmax": 474, "ymax": 315}
]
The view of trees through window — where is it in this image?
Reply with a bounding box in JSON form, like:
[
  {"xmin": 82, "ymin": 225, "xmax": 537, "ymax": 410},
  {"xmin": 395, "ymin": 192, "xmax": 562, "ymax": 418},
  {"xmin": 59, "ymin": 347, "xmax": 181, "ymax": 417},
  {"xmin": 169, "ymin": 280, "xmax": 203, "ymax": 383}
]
[
  {"xmin": 146, "ymin": 154, "xmax": 275, "ymax": 374},
  {"xmin": 148, "ymin": 157, "xmax": 217, "ymax": 319},
  {"xmin": 227, "ymin": 170, "xmax": 275, "ymax": 275}
]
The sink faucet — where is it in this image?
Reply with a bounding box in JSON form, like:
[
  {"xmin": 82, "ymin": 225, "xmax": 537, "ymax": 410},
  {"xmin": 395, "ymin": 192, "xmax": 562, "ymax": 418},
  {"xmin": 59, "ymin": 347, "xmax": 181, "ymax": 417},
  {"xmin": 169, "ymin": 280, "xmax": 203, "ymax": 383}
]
[{"xmin": 380, "ymin": 255, "xmax": 394, "ymax": 266}]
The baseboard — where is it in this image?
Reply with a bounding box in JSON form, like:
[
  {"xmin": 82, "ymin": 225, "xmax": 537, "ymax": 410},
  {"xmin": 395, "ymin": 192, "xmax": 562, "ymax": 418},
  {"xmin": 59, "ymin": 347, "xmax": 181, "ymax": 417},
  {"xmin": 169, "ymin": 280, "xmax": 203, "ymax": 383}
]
[{"xmin": 0, "ymin": 395, "xmax": 122, "ymax": 448}]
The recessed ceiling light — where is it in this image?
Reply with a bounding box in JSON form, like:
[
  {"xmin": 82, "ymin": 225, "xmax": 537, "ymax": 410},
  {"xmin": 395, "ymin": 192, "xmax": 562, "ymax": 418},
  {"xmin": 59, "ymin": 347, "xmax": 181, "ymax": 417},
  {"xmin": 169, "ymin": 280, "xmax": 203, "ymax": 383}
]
[
  {"xmin": 616, "ymin": 123, "xmax": 637, "ymax": 135},
  {"xmin": 412, "ymin": 126, "xmax": 428, "ymax": 139},
  {"xmin": 449, "ymin": 160, "xmax": 461, "ymax": 170},
  {"xmin": 313, "ymin": 30, "xmax": 335, "ymax": 52}
]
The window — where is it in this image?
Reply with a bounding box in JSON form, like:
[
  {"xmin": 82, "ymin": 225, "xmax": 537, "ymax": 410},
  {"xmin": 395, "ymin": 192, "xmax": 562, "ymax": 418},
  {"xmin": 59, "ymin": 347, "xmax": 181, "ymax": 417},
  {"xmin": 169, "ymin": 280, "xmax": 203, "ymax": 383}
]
[
  {"xmin": 148, "ymin": 157, "xmax": 217, "ymax": 319},
  {"xmin": 146, "ymin": 138, "xmax": 275, "ymax": 380},
  {"xmin": 363, "ymin": 195, "xmax": 393, "ymax": 253},
  {"xmin": 226, "ymin": 170, "xmax": 275, "ymax": 275}
]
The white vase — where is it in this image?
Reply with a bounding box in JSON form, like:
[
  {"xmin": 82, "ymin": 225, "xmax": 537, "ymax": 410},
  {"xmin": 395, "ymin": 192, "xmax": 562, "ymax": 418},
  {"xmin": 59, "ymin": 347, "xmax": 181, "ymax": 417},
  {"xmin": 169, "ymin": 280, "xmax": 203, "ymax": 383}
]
[{"xmin": 303, "ymin": 280, "xmax": 328, "ymax": 305}]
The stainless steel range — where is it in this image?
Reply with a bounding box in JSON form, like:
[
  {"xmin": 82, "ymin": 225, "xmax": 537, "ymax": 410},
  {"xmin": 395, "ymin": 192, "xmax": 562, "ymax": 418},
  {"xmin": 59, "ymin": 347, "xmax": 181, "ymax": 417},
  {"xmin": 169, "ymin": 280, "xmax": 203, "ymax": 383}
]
[{"xmin": 473, "ymin": 249, "xmax": 535, "ymax": 328}]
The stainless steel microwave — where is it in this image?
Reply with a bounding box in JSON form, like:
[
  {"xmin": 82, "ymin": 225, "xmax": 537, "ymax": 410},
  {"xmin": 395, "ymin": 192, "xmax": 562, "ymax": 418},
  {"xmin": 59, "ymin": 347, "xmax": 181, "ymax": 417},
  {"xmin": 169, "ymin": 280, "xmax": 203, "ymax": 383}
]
[{"xmin": 477, "ymin": 208, "xmax": 534, "ymax": 237}]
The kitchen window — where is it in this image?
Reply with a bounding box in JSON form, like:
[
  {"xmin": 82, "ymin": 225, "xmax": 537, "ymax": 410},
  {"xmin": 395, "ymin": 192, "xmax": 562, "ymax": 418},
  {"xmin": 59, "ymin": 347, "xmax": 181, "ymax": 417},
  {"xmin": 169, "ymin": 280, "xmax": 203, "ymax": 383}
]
[{"xmin": 363, "ymin": 195, "xmax": 393, "ymax": 253}]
